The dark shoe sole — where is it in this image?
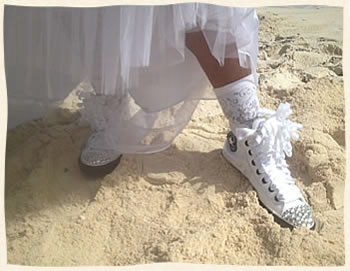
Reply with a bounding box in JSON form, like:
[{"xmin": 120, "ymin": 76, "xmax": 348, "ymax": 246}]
[
  {"xmin": 78, "ymin": 155, "xmax": 122, "ymax": 178},
  {"xmin": 258, "ymin": 199, "xmax": 316, "ymax": 231}
]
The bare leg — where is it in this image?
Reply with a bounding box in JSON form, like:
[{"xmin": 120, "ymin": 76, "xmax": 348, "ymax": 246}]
[
  {"xmin": 185, "ymin": 31, "xmax": 251, "ymax": 88},
  {"xmin": 186, "ymin": 30, "xmax": 260, "ymax": 129}
]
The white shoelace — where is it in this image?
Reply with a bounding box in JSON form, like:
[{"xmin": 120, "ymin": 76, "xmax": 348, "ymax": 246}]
[{"xmin": 237, "ymin": 103, "xmax": 303, "ymax": 203}]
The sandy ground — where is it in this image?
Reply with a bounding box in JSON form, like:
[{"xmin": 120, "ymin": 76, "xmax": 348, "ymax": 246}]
[{"xmin": 5, "ymin": 7, "xmax": 345, "ymax": 266}]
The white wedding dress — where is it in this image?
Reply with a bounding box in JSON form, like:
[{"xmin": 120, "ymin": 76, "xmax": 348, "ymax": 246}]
[{"xmin": 4, "ymin": 3, "xmax": 259, "ymax": 153}]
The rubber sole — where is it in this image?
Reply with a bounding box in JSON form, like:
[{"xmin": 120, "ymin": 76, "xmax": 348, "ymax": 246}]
[
  {"xmin": 78, "ymin": 155, "xmax": 122, "ymax": 178},
  {"xmin": 258, "ymin": 199, "xmax": 316, "ymax": 230}
]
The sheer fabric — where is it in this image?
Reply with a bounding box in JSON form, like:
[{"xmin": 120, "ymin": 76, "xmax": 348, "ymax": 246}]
[{"xmin": 5, "ymin": 3, "xmax": 259, "ymax": 153}]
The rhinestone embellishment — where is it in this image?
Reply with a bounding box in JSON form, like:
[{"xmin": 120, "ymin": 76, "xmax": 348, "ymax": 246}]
[
  {"xmin": 281, "ymin": 204, "xmax": 315, "ymax": 228},
  {"xmin": 80, "ymin": 148, "xmax": 121, "ymax": 167},
  {"xmin": 80, "ymin": 131, "xmax": 122, "ymax": 167}
]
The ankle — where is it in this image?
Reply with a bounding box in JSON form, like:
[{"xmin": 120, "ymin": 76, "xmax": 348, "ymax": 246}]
[{"xmin": 214, "ymin": 74, "xmax": 260, "ymax": 131}]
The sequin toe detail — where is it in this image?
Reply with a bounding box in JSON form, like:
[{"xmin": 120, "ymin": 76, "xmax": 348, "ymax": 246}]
[
  {"xmin": 79, "ymin": 131, "xmax": 122, "ymax": 168},
  {"xmin": 80, "ymin": 148, "xmax": 121, "ymax": 167},
  {"xmin": 281, "ymin": 204, "xmax": 315, "ymax": 229}
]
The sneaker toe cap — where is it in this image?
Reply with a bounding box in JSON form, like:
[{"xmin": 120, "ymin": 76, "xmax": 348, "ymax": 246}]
[{"xmin": 281, "ymin": 203, "xmax": 315, "ymax": 229}]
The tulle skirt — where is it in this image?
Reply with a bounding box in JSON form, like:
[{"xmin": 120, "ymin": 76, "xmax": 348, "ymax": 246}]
[{"xmin": 4, "ymin": 3, "xmax": 259, "ymax": 153}]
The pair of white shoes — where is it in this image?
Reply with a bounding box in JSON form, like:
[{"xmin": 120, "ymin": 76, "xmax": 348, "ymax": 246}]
[{"xmin": 79, "ymin": 103, "xmax": 315, "ymax": 229}]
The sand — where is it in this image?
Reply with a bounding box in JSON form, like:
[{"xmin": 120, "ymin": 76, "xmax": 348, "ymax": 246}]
[{"xmin": 5, "ymin": 7, "xmax": 345, "ymax": 266}]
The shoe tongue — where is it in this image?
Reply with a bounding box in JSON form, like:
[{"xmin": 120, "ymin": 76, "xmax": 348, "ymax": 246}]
[
  {"xmin": 233, "ymin": 117, "xmax": 267, "ymax": 141},
  {"xmin": 251, "ymin": 117, "xmax": 266, "ymax": 131}
]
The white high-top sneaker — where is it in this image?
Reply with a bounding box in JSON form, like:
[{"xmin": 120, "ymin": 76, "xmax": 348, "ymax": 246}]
[
  {"xmin": 222, "ymin": 103, "xmax": 315, "ymax": 229},
  {"xmin": 79, "ymin": 131, "xmax": 122, "ymax": 176}
]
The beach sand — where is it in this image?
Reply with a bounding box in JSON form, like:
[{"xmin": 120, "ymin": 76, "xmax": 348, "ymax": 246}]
[{"xmin": 5, "ymin": 6, "xmax": 345, "ymax": 266}]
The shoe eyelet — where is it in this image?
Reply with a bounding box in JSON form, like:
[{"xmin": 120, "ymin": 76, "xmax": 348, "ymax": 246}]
[
  {"xmin": 274, "ymin": 195, "xmax": 280, "ymax": 202},
  {"xmin": 245, "ymin": 140, "xmax": 249, "ymax": 147},
  {"xmin": 268, "ymin": 186, "xmax": 275, "ymax": 193},
  {"xmin": 256, "ymin": 169, "xmax": 261, "ymax": 175},
  {"xmin": 251, "ymin": 160, "xmax": 256, "ymax": 166},
  {"xmin": 261, "ymin": 177, "xmax": 267, "ymax": 184},
  {"xmin": 248, "ymin": 150, "xmax": 252, "ymax": 156}
]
